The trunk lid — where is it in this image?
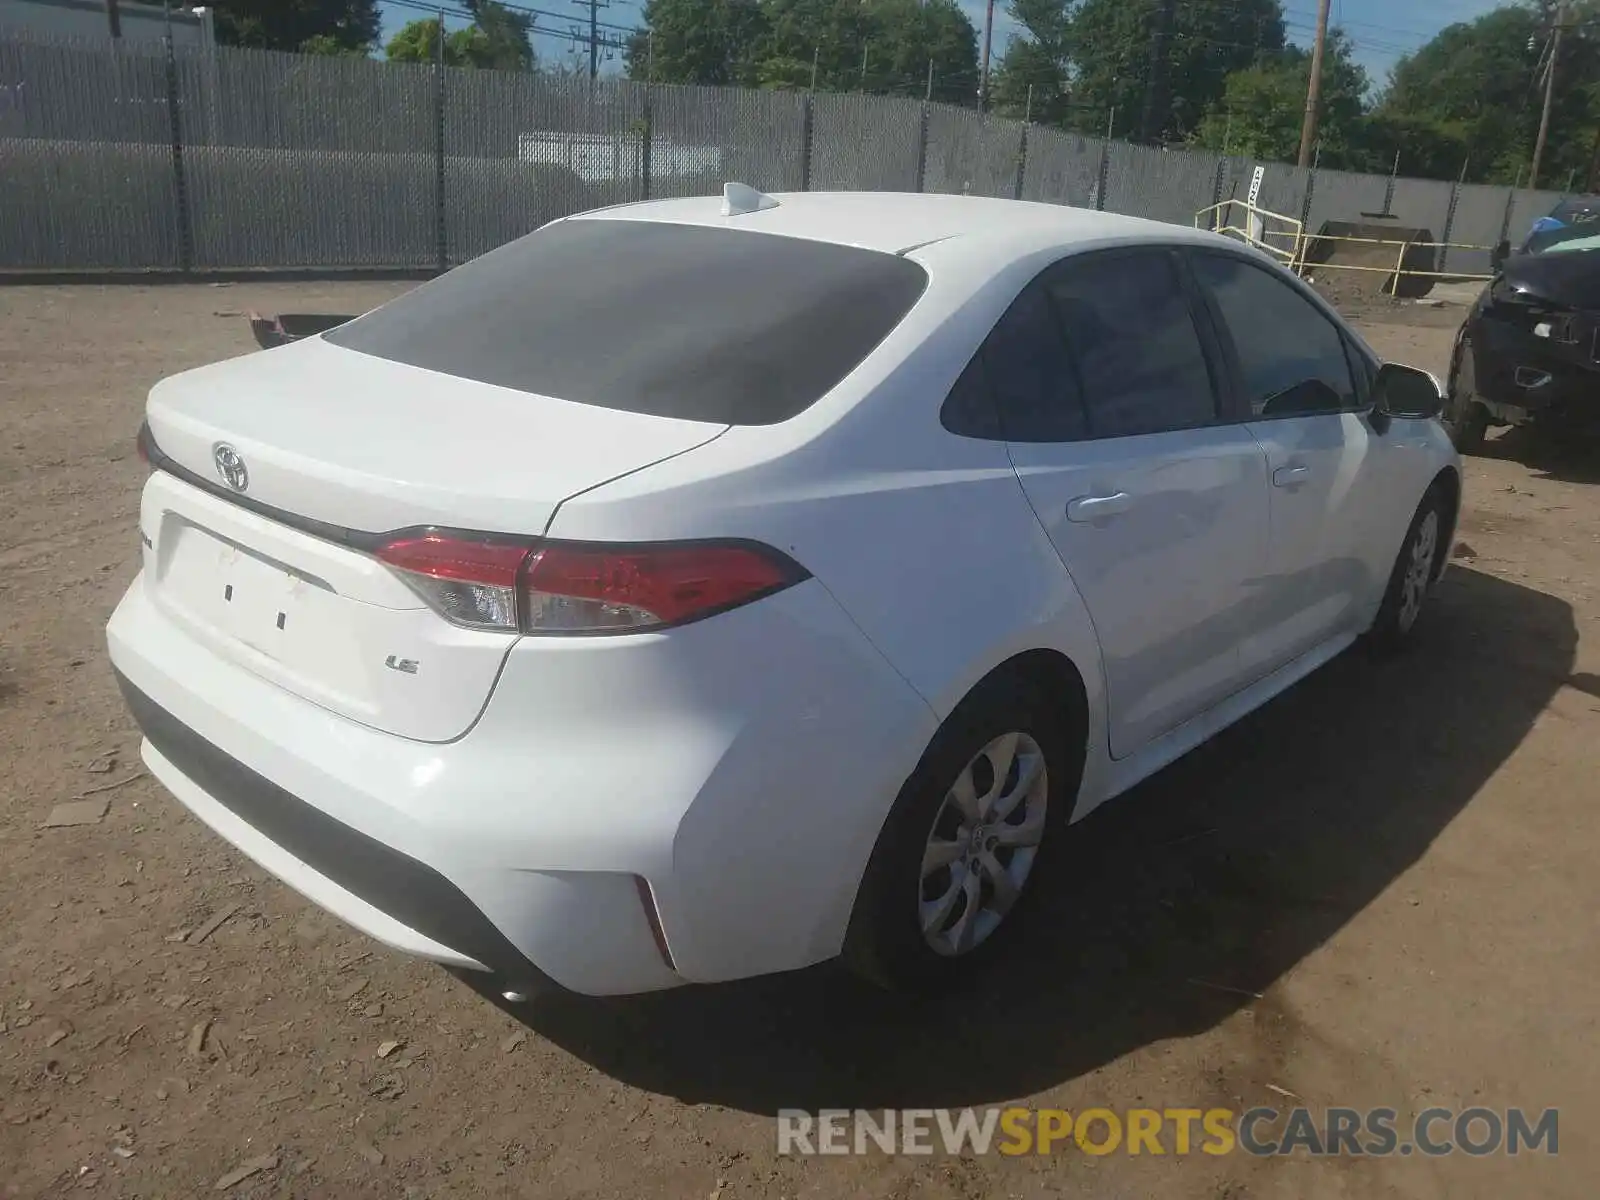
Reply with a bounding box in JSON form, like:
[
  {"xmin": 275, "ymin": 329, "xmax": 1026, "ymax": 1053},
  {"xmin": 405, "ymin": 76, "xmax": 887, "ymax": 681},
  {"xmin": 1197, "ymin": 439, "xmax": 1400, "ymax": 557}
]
[
  {"xmin": 140, "ymin": 336, "xmax": 727, "ymax": 742},
  {"xmin": 145, "ymin": 335, "xmax": 727, "ymax": 535}
]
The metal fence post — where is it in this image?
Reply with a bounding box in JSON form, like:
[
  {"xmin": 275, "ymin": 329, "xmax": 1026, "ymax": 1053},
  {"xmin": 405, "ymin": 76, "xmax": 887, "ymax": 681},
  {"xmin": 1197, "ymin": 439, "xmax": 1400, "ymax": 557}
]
[
  {"xmin": 799, "ymin": 93, "xmax": 813, "ymax": 192},
  {"xmin": 1013, "ymin": 122, "xmax": 1028, "ymax": 201},
  {"xmin": 1093, "ymin": 141, "xmax": 1110, "ymax": 211},
  {"xmin": 1297, "ymin": 168, "xmax": 1316, "ymax": 269},
  {"xmin": 914, "ymin": 103, "xmax": 929, "ymax": 193},
  {"xmin": 432, "ymin": 60, "xmax": 447, "ymax": 273},
  {"xmin": 162, "ymin": 36, "xmax": 193, "ymax": 272},
  {"xmin": 1439, "ymin": 167, "xmax": 1465, "ymax": 276},
  {"xmin": 1491, "ymin": 187, "xmax": 1516, "ymax": 252},
  {"xmin": 1210, "ymin": 157, "xmax": 1226, "ymax": 226},
  {"xmin": 639, "ymin": 96, "xmax": 653, "ymax": 201}
]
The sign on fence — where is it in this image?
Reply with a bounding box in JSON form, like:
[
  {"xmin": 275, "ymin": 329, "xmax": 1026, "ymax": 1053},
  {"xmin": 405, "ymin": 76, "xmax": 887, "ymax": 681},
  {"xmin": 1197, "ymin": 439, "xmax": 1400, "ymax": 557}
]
[{"xmin": 1246, "ymin": 165, "xmax": 1266, "ymax": 245}]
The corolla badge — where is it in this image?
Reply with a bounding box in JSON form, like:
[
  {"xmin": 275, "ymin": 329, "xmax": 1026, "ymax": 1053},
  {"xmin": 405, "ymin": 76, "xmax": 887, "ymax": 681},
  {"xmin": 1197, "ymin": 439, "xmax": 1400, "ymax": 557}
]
[{"xmin": 212, "ymin": 442, "xmax": 249, "ymax": 492}]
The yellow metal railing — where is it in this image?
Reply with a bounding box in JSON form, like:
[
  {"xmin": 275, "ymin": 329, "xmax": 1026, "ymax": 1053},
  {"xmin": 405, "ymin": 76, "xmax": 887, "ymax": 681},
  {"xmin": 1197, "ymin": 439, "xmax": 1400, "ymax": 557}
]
[
  {"xmin": 1194, "ymin": 198, "xmax": 1305, "ymax": 267},
  {"xmin": 1195, "ymin": 199, "xmax": 1497, "ymax": 286}
]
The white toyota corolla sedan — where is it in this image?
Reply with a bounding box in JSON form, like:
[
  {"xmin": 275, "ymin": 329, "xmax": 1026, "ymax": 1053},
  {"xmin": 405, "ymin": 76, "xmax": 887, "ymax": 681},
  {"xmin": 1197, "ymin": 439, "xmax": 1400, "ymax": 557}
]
[{"xmin": 107, "ymin": 187, "xmax": 1460, "ymax": 997}]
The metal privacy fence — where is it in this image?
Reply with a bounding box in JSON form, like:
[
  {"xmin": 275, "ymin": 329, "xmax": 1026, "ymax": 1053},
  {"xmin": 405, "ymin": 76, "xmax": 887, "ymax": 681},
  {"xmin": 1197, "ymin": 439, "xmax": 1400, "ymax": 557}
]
[{"xmin": 0, "ymin": 31, "xmax": 1574, "ymax": 273}]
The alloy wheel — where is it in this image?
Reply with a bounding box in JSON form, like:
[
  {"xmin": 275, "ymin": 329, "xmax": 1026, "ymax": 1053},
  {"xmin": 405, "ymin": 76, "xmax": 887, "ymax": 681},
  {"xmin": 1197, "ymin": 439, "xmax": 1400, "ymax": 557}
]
[
  {"xmin": 1398, "ymin": 509, "xmax": 1439, "ymax": 633},
  {"xmin": 918, "ymin": 731, "xmax": 1049, "ymax": 957}
]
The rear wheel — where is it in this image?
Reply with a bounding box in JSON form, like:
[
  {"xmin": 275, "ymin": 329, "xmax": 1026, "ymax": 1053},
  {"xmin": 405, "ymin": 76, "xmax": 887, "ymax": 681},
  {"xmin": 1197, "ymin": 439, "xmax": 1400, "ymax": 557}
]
[
  {"xmin": 1446, "ymin": 339, "xmax": 1490, "ymax": 454},
  {"xmin": 843, "ymin": 675, "xmax": 1080, "ymax": 992}
]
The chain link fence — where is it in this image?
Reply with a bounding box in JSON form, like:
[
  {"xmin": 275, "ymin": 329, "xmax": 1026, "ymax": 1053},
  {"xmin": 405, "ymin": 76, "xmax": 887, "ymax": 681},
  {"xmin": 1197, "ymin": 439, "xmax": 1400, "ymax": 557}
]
[{"xmin": 0, "ymin": 30, "xmax": 1580, "ymax": 274}]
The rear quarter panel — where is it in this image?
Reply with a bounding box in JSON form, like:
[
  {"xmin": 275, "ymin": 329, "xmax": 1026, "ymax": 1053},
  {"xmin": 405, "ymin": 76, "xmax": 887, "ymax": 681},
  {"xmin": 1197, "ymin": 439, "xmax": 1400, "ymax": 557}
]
[{"xmin": 543, "ymin": 265, "xmax": 1115, "ymax": 818}]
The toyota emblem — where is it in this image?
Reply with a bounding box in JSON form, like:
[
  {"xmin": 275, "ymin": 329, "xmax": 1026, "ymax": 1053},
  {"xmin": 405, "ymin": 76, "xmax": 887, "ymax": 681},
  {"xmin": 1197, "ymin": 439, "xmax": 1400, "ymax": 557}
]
[{"xmin": 213, "ymin": 443, "xmax": 249, "ymax": 493}]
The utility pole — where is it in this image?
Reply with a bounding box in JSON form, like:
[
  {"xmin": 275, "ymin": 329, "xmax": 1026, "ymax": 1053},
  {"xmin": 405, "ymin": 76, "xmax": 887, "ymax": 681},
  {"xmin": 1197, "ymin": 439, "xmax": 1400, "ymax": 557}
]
[
  {"xmin": 588, "ymin": 0, "xmax": 599, "ymax": 79},
  {"xmin": 1297, "ymin": 0, "xmax": 1332, "ymax": 167},
  {"xmin": 104, "ymin": 0, "xmax": 122, "ymax": 38},
  {"xmin": 1530, "ymin": 1, "xmax": 1568, "ymax": 189},
  {"xmin": 978, "ymin": 0, "xmax": 995, "ymax": 111},
  {"xmin": 1138, "ymin": 0, "xmax": 1177, "ymax": 144}
]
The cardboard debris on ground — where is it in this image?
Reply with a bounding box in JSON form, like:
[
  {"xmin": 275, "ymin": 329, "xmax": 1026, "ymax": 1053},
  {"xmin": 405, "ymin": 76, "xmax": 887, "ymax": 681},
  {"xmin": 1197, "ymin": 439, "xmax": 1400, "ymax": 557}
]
[
  {"xmin": 77, "ymin": 771, "xmax": 147, "ymax": 798},
  {"xmin": 189, "ymin": 904, "xmax": 239, "ymax": 946},
  {"xmin": 214, "ymin": 1154, "xmax": 279, "ymax": 1191},
  {"xmin": 186, "ymin": 1018, "xmax": 212, "ymax": 1057},
  {"xmin": 42, "ymin": 799, "xmax": 110, "ymax": 828}
]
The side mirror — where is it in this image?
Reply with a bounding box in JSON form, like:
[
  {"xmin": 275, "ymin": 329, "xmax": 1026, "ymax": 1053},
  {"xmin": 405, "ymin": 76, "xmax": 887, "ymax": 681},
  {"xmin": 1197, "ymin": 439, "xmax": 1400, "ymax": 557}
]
[
  {"xmin": 1491, "ymin": 239, "xmax": 1511, "ymax": 270},
  {"xmin": 1374, "ymin": 362, "xmax": 1445, "ymax": 420}
]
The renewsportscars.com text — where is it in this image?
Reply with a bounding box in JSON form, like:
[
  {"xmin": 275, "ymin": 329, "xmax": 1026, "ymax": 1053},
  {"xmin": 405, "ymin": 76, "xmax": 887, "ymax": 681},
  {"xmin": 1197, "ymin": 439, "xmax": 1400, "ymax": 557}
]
[{"xmin": 776, "ymin": 1106, "xmax": 1559, "ymax": 1158}]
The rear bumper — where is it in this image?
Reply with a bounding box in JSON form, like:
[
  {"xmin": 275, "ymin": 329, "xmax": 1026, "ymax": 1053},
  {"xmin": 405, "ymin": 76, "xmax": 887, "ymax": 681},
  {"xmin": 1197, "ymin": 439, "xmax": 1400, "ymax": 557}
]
[
  {"xmin": 107, "ymin": 570, "xmax": 935, "ymax": 996},
  {"xmin": 116, "ymin": 672, "xmax": 554, "ymax": 987}
]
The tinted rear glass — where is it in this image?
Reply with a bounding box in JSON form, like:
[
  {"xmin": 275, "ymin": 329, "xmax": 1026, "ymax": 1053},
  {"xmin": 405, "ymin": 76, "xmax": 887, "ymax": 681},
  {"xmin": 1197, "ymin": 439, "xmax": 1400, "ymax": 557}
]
[{"xmin": 324, "ymin": 218, "xmax": 929, "ymax": 426}]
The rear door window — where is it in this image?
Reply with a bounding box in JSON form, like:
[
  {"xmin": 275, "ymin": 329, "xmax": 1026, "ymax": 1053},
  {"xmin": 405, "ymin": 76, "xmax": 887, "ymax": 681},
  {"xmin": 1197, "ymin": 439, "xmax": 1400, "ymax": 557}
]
[
  {"xmin": 324, "ymin": 219, "xmax": 929, "ymax": 426},
  {"xmin": 1043, "ymin": 251, "xmax": 1221, "ymax": 438}
]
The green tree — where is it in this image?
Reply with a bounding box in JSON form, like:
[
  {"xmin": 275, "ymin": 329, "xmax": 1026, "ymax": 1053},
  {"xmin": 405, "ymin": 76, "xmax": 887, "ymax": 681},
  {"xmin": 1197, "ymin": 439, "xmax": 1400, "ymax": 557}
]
[
  {"xmin": 624, "ymin": 0, "xmax": 769, "ymax": 86},
  {"xmin": 210, "ymin": 0, "xmax": 380, "ymax": 54},
  {"xmin": 386, "ymin": 17, "xmax": 472, "ymax": 65},
  {"xmin": 987, "ymin": 0, "xmax": 1077, "ymax": 125},
  {"xmin": 626, "ymin": 0, "xmax": 977, "ymax": 103},
  {"xmin": 458, "ymin": 0, "xmax": 537, "ymax": 70},
  {"xmin": 386, "ymin": 3, "xmax": 536, "ymax": 70},
  {"xmin": 989, "ymin": 36, "xmax": 1068, "ymax": 123},
  {"xmin": 299, "ymin": 32, "xmax": 370, "ymax": 56},
  {"xmin": 1378, "ymin": 3, "xmax": 1600, "ymax": 185},
  {"xmin": 1065, "ymin": 0, "xmax": 1285, "ymax": 141},
  {"xmin": 1191, "ymin": 30, "xmax": 1367, "ymax": 167}
]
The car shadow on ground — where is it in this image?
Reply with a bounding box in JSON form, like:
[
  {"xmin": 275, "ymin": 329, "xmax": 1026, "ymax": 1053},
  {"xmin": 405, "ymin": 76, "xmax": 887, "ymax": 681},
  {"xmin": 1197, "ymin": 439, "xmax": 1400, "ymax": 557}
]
[
  {"xmin": 1476, "ymin": 428, "xmax": 1600, "ymax": 485},
  {"xmin": 458, "ymin": 566, "xmax": 1576, "ymax": 1114}
]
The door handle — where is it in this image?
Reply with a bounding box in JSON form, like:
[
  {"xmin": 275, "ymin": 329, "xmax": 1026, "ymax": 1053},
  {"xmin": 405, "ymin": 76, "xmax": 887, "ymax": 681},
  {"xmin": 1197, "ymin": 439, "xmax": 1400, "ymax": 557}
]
[
  {"xmin": 1272, "ymin": 465, "xmax": 1310, "ymax": 487},
  {"xmin": 1065, "ymin": 492, "xmax": 1131, "ymax": 523}
]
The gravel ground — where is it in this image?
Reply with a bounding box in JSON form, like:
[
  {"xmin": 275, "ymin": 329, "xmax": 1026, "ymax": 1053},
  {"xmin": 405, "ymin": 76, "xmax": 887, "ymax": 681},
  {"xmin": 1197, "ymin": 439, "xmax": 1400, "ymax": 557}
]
[{"xmin": 1, "ymin": 281, "xmax": 1597, "ymax": 1199}]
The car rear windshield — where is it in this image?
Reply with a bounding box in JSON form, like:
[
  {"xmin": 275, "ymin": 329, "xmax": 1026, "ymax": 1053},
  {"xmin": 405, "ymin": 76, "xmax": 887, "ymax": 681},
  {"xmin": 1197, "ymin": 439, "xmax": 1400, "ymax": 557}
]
[{"xmin": 323, "ymin": 218, "xmax": 929, "ymax": 426}]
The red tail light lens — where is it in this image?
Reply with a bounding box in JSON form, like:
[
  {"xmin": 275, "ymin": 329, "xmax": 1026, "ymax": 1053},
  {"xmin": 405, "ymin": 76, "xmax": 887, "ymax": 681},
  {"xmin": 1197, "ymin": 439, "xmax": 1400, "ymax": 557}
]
[
  {"xmin": 371, "ymin": 534, "xmax": 806, "ymax": 635},
  {"xmin": 521, "ymin": 542, "xmax": 803, "ymax": 633},
  {"xmin": 374, "ymin": 534, "xmax": 531, "ymax": 631}
]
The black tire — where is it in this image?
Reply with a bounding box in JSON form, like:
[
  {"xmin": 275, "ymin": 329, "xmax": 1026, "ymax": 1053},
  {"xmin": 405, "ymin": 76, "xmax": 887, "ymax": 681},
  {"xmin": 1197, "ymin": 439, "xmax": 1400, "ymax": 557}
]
[
  {"xmin": 842, "ymin": 673, "xmax": 1082, "ymax": 992},
  {"xmin": 1367, "ymin": 485, "xmax": 1449, "ymax": 656},
  {"xmin": 1446, "ymin": 339, "xmax": 1490, "ymax": 454}
]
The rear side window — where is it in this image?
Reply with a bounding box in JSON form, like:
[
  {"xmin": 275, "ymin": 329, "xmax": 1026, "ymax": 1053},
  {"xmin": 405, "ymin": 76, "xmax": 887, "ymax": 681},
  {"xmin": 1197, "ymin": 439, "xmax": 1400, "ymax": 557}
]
[
  {"xmin": 939, "ymin": 283, "xmax": 1087, "ymax": 442},
  {"xmin": 324, "ymin": 219, "xmax": 928, "ymax": 426},
  {"xmin": 1044, "ymin": 251, "xmax": 1219, "ymax": 439},
  {"xmin": 1190, "ymin": 252, "xmax": 1357, "ymax": 418},
  {"xmin": 984, "ymin": 285, "xmax": 1089, "ymax": 442}
]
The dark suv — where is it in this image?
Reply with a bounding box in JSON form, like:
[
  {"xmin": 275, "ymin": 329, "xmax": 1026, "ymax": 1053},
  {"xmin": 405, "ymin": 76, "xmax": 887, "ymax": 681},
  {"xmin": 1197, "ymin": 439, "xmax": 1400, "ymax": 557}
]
[{"xmin": 1447, "ymin": 204, "xmax": 1600, "ymax": 452}]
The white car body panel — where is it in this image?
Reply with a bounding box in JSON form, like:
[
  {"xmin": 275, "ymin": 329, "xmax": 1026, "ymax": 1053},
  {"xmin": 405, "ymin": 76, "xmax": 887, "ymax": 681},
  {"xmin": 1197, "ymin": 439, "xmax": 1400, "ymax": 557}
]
[
  {"xmin": 106, "ymin": 190, "xmax": 1462, "ymax": 995},
  {"xmin": 145, "ymin": 333, "xmax": 728, "ymax": 535},
  {"xmin": 1008, "ymin": 426, "xmax": 1271, "ymax": 758}
]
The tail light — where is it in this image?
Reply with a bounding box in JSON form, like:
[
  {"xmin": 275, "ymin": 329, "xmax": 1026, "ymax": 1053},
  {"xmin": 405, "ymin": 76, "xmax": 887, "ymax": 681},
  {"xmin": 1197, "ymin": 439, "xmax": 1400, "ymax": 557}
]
[{"xmin": 373, "ymin": 533, "xmax": 807, "ymax": 635}]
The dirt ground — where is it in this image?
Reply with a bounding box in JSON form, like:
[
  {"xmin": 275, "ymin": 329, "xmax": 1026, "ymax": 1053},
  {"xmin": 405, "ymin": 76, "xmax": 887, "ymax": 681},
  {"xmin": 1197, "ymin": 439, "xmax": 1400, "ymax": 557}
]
[{"xmin": 1, "ymin": 281, "xmax": 1597, "ymax": 1199}]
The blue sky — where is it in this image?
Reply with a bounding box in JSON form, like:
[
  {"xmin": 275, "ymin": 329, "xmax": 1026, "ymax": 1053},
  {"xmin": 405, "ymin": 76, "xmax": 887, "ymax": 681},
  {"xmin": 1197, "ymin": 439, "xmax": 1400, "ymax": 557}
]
[{"xmin": 377, "ymin": 0, "xmax": 1512, "ymax": 87}]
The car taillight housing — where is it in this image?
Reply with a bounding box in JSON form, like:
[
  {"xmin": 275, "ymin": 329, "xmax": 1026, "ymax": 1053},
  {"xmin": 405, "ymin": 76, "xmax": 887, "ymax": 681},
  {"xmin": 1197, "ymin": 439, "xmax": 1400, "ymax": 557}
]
[{"xmin": 372, "ymin": 533, "xmax": 808, "ymax": 635}]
